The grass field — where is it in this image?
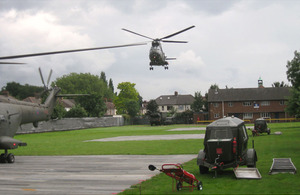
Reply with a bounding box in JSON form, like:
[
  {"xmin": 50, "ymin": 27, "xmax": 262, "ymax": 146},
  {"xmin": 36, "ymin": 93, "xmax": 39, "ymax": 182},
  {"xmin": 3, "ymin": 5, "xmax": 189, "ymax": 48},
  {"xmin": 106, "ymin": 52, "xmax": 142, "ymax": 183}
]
[{"xmin": 14, "ymin": 122, "xmax": 300, "ymax": 194}]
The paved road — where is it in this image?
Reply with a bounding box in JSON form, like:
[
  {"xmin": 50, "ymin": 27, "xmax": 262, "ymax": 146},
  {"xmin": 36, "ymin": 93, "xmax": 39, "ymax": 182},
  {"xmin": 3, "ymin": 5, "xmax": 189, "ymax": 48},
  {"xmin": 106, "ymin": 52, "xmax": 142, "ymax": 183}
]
[{"xmin": 0, "ymin": 155, "xmax": 196, "ymax": 195}]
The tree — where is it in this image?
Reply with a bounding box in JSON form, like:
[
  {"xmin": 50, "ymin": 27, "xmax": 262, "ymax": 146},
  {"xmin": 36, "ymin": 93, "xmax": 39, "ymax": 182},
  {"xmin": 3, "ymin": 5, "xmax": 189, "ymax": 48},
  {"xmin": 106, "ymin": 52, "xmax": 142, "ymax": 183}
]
[
  {"xmin": 65, "ymin": 104, "xmax": 88, "ymax": 118},
  {"xmin": 272, "ymin": 81, "xmax": 289, "ymax": 87},
  {"xmin": 191, "ymin": 91, "xmax": 204, "ymax": 112},
  {"xmin": 100, "ymin": 71, "xmax": 108, "ymax": 86},
  {"xmin": 146, "ymin": 100, "xmax": 159, "ymax": 116},
  {"xmin": 51, "ymin": 102, "xmax": 67, "ymax": 119},
  {"xmin": 1, "ymin": 82, "xmax": 43, "ymax": 100},
  {"xmin": 209, "ymin": 83, "xmax": 219, "ymax": 90},
  {"xmin": 285, "ymin": 88, "xmax": 300, "ymax": 117},
  {"xmin": 286, "ymin": 50, "xmax": 300, "ymax": 88},
  {"xmin": 286, "ymin": 50, "xmax": 300, "ymax": 117},
  {"xmin": 53, "ymin": 72, "xmax": 111, "ymax": 117},
  {"xmin": 108, "ymin": 78, "xmax": 114, "ymax": 94},
  {"xmin": 125, "ymin": 100, "xmax": 140, "ymax": 118},
  {"xmin": 113, "ymin": 82, "xmax": 140, "ymax": 117}
]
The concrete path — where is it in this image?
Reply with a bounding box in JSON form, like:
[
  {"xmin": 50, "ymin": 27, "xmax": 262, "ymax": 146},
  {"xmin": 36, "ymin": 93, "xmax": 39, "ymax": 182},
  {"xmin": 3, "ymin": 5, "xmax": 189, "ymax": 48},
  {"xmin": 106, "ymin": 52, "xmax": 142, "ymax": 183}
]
[
  {"xmin": 86, "ymin": 134, "xmax": 205, "ymax": 142},
  {"xmin": 167, "ymin": 127, "xmax": 206, "ymax": 131},
  {"xmin": 0, "ymin": 155, "xmax": 196, "ymax": 195}
]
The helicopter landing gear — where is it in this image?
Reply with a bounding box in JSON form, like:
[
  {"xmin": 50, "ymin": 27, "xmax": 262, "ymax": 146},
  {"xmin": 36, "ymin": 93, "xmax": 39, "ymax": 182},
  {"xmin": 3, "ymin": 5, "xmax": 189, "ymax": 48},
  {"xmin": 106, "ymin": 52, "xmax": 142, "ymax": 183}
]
[{"xmin": 0, "ymin": 149, "xmax": 15, "ymax": 163}]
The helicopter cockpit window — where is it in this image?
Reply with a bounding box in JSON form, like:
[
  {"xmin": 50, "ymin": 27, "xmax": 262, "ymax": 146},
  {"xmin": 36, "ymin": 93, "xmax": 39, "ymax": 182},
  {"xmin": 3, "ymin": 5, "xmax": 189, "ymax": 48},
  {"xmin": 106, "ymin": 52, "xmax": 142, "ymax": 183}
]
[{"xmin": 152, "ymin": 42, "xmax": 159, "ymax": 47}]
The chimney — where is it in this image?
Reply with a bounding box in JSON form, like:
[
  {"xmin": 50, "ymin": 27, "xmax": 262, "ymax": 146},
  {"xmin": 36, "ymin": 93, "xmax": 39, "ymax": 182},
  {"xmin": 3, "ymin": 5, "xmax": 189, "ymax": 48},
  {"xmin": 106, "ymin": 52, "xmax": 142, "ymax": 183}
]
[{"xmin": 174, "ymin": 91, "xmax": 178, "ymax": 96}]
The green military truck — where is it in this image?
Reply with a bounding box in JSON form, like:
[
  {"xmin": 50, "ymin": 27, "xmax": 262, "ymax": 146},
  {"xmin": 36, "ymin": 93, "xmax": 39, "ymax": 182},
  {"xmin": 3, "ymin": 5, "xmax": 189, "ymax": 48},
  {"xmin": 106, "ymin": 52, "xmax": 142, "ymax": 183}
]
[
  {"xmin": 252, "ymin": 118, "xmax": 271, "ymax": 136},
  {"xmin": 197, "ymin": 117, "xmax": 257, "ymax": 175}
]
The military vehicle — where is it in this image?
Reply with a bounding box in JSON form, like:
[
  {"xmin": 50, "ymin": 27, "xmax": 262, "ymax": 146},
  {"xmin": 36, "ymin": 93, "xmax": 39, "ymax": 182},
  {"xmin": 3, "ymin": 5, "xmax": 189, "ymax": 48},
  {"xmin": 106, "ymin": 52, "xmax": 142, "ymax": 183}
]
[
  {"xmin": 122, "ymin": 26, "xmax": 195, "ymax": 70},
  {"xmin": 197, "ymin": 117, "xmax": 257, "ymax": 175},
  {"xmin": 0, "ymin": 68, "xmax": 87, "ymax": 163},
  {"xmin": 252, "ymin": 118, "xmax": 271, "ymax": 136}
]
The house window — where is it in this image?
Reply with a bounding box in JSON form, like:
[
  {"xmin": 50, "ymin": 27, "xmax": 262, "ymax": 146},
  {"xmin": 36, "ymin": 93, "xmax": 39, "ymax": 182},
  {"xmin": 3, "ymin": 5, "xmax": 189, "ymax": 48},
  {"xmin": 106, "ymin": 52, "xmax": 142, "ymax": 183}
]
[
  {"xmin": 280, "ymin": 100, "xmax": 285, "ymax": 105},
  {"xmin": 261, "ymin": 101, "xmax": 270, "ymax": 106},
  {"xmin": 228, "ymin": 102, "xmax": 234, "ymax": 107},
  {"xmin": 161, "ymin": 106, "xmax": 164, "ymax": 111},
  {"xmin": 167, "ymin": 106, "xmax": 173, "ymax": 111},
  {"xmin": 243, "ymin": 102, "xmax": 252, "ymax": 106},
  {"xmin": 213, "ymin": 103, "xmax": 219, "ymax": 107},
  {"xmin": 260, "ymin": 112, "xmax": 270, "ymax": 118},
  {"xmin": 214, "ymin": 113, "xmax": 220, "ymax": 118},
  {"xmin": 243, "ymin": 113, "xmax": 253, "ymax": 119},
  {"xmin": 178, "ymin": 105, "xmax": 184, "ymax": 111}
]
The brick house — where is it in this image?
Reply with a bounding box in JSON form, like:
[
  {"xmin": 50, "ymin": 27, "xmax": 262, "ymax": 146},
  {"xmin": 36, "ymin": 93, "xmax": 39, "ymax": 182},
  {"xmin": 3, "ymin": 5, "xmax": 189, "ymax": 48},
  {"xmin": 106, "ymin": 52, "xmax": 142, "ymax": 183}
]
[
  {"xmin": 155, "ymin": 91, "xmax": 194, "ymax": 113},
  {"xmin": 207, "ymin": 86, "xmax": 291, "ymax": 122}
]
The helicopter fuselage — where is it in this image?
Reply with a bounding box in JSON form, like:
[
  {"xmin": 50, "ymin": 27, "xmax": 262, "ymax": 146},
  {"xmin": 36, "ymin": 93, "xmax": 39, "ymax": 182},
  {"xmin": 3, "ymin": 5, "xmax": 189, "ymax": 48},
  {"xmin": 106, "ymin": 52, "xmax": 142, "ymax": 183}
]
[
  {"xmin": 149, "ymin": 42, "xmax": 167, "ymax": 65},
  {"xmin": 0, "ymin": 100, "xmax": 50, "ymax": 138},
  {"xmin": 0, "ymin": 86, "xmax": 60, "ymax": 162},
  {"xmin": 149, "ymin": 41, "xmax": 169, "ymax": 70}
]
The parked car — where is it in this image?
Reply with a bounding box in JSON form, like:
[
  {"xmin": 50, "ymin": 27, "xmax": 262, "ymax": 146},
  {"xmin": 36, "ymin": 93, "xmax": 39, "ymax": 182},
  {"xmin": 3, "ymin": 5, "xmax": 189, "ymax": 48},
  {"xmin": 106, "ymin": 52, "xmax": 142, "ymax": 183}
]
[{"xmin": 197, "ymin": 116, "xmax": 257, "ymax": 175}]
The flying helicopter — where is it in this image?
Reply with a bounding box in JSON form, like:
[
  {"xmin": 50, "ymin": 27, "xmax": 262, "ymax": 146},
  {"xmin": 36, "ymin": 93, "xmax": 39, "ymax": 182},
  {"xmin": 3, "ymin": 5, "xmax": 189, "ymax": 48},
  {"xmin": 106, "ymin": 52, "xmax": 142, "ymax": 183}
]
[{"xmin": 122, "ymin": 25, "xmax": 195, "ymax": 70}]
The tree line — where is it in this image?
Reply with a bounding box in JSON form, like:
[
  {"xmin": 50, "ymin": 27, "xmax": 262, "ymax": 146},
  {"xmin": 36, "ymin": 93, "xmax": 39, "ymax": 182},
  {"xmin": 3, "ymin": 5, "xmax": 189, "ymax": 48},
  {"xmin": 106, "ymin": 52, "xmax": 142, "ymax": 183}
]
[{"xmin": 0, "ymin": 71, "xmax": 141, "ymax": 119}]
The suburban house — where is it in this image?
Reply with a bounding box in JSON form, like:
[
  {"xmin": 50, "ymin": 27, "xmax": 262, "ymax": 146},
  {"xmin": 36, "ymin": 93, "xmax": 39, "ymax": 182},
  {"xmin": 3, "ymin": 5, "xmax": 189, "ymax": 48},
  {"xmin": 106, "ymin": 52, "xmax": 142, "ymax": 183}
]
[
  {"xmin": 105, "ymin": 101, "xmax": 116, "ymax": 116},
  {"xmin": 207, "ymin": 79, "xmax": 291, "ymax": 122},
  {"xmin": 140, "ymin": 101, "xmax": 148, "ymax": 115},
  {"xmin": 155, "ymin": 91, "xmax": 194, "ymax": 113}
]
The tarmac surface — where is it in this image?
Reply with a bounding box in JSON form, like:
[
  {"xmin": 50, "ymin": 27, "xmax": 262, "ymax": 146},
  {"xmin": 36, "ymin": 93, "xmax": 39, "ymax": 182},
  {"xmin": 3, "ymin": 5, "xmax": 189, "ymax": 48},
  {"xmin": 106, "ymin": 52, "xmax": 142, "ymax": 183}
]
[
  {"xmin": 86, "ymin": 134, "xmax": 205, "ymax": 142},
  {"xmin": 0, "ymin": 155, "xmax": 196, "ymax": 195}
]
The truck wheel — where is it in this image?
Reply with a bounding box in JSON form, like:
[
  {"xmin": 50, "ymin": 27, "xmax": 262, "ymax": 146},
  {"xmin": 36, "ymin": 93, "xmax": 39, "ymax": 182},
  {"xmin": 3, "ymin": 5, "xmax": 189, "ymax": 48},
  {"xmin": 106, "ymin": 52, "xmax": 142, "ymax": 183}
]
[
  {"xmin": 199, "ymin": 165, "xmax": 209, "ymax": 174},
  {"xmin": 247, "ymin": 150, "xmax": 257, "ymax": 168}
]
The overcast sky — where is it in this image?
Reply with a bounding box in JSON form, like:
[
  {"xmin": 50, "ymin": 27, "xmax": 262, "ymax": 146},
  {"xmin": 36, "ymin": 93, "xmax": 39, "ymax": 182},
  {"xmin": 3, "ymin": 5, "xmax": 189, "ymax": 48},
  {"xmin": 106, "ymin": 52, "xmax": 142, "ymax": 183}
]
[{"xmin": 0, "ymin": 0, "xmax": 299, "ymax": 100}]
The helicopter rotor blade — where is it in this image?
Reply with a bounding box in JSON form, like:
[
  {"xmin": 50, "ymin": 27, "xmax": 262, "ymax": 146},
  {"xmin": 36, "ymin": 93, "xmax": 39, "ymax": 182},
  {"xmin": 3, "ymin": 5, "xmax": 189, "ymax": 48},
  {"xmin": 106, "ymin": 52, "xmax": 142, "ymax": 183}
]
[
  {"xmin": 122, "ymin": 28, "xmax": 154, "ymax": 40},
  {"xmin": 38, "ymin": 67, "xmax": 46, "ymax": 89},
  {"xmin": 160, "ymin": 25, "xmax": 195, "ymax": 40},
  {"xmin": 0, "ymin": 62, "xmax": 26, "ymax": 64},
  {"xmin": 0, "ymin": 43, "xmax": 146, "ymax": 60},
  {"xmin": 47, "ymin": 69, "xmax": 53, "ymax": 88},
  {"xmin": 161, "ymin": 40, "xmax": 188, "ymax": 43}
]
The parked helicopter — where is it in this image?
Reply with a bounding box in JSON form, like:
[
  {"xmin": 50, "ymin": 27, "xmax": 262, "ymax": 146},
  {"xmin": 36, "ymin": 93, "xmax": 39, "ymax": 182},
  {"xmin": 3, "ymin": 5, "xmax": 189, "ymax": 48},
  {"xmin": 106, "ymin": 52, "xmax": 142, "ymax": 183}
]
[
  {"xmin": 0, "ymin": 68, "xmax": 87, "ymax": 163},
  {"xmin": 122, "ymin": 25, "xmax": 195, "ymax": 70},
  {"xmin": 0, "ymin": 40, "xmax": 149, "ymax": 163}
]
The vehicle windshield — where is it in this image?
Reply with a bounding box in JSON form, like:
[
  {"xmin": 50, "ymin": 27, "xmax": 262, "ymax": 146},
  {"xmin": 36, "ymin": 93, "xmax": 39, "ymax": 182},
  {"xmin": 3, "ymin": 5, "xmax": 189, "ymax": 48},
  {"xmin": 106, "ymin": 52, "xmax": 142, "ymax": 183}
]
[{"xmin": 209, "ymin": 128, "xmax": 232, "ymax": 139}]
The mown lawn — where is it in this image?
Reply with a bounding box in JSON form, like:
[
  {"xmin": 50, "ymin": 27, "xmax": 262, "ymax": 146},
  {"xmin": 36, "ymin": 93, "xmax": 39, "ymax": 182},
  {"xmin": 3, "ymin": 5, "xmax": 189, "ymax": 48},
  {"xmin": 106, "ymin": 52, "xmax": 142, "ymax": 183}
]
[{"xmin": 13, "ymin": 122, "xmax": 300, "ymax": 194}]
